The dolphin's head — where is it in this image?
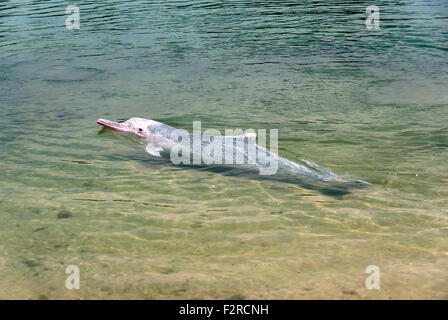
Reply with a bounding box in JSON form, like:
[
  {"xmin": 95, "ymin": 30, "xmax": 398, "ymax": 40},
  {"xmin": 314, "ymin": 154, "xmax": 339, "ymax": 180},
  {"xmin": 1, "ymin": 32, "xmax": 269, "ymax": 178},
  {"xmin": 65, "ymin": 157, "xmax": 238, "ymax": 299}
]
[{"xmin": 97, "ymin": 117, "xmax": 151, "ymax": 138}]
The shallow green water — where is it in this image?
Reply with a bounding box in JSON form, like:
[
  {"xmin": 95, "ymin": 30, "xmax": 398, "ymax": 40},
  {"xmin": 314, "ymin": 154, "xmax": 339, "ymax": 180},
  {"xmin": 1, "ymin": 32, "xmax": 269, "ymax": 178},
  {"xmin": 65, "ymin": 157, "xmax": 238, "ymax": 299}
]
[{"xmin": 1, "ymin": 0, "xmax": 447, "ymax": 299}]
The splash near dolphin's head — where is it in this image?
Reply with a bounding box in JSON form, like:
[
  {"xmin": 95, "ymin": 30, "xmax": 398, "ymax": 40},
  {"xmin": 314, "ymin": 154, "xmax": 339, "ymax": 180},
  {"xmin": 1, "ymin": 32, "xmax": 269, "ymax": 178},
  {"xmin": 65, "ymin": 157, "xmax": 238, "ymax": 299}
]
[{"xmin": 97, "ymin": 117, "xmax": 151, "ymax": 138}]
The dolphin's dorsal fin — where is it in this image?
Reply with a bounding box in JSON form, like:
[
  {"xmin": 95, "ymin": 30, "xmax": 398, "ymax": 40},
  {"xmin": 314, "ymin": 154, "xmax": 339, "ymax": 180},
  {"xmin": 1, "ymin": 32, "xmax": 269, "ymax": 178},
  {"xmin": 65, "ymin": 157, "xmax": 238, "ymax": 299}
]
[{"xmin": 145, "ymin": 143, "xmax": 163, "ymax": 157}]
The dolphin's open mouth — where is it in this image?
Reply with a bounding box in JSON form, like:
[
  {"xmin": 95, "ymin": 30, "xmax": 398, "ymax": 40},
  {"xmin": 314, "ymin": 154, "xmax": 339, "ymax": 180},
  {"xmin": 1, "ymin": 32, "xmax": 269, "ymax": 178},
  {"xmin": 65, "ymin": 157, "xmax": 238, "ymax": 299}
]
[{"xmin": 97, "ymin": 118, "xmax": 131, "ymax": 132}]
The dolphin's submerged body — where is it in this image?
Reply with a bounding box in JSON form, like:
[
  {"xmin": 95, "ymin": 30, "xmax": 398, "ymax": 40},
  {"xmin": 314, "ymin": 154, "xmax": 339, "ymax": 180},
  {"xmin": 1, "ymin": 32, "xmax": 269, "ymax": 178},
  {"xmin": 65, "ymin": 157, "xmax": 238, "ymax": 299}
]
[{"xmin": 97, "ymin": 117, "xmax": 368, "ymax": 187}]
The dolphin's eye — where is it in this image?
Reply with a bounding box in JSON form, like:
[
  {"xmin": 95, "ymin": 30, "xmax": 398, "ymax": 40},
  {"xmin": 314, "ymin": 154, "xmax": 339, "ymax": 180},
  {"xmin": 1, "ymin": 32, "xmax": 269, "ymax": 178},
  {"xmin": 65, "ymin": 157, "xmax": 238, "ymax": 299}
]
[{"xmin": 138, "ymin": 128, "xmax": 143, "ymax": 132}]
